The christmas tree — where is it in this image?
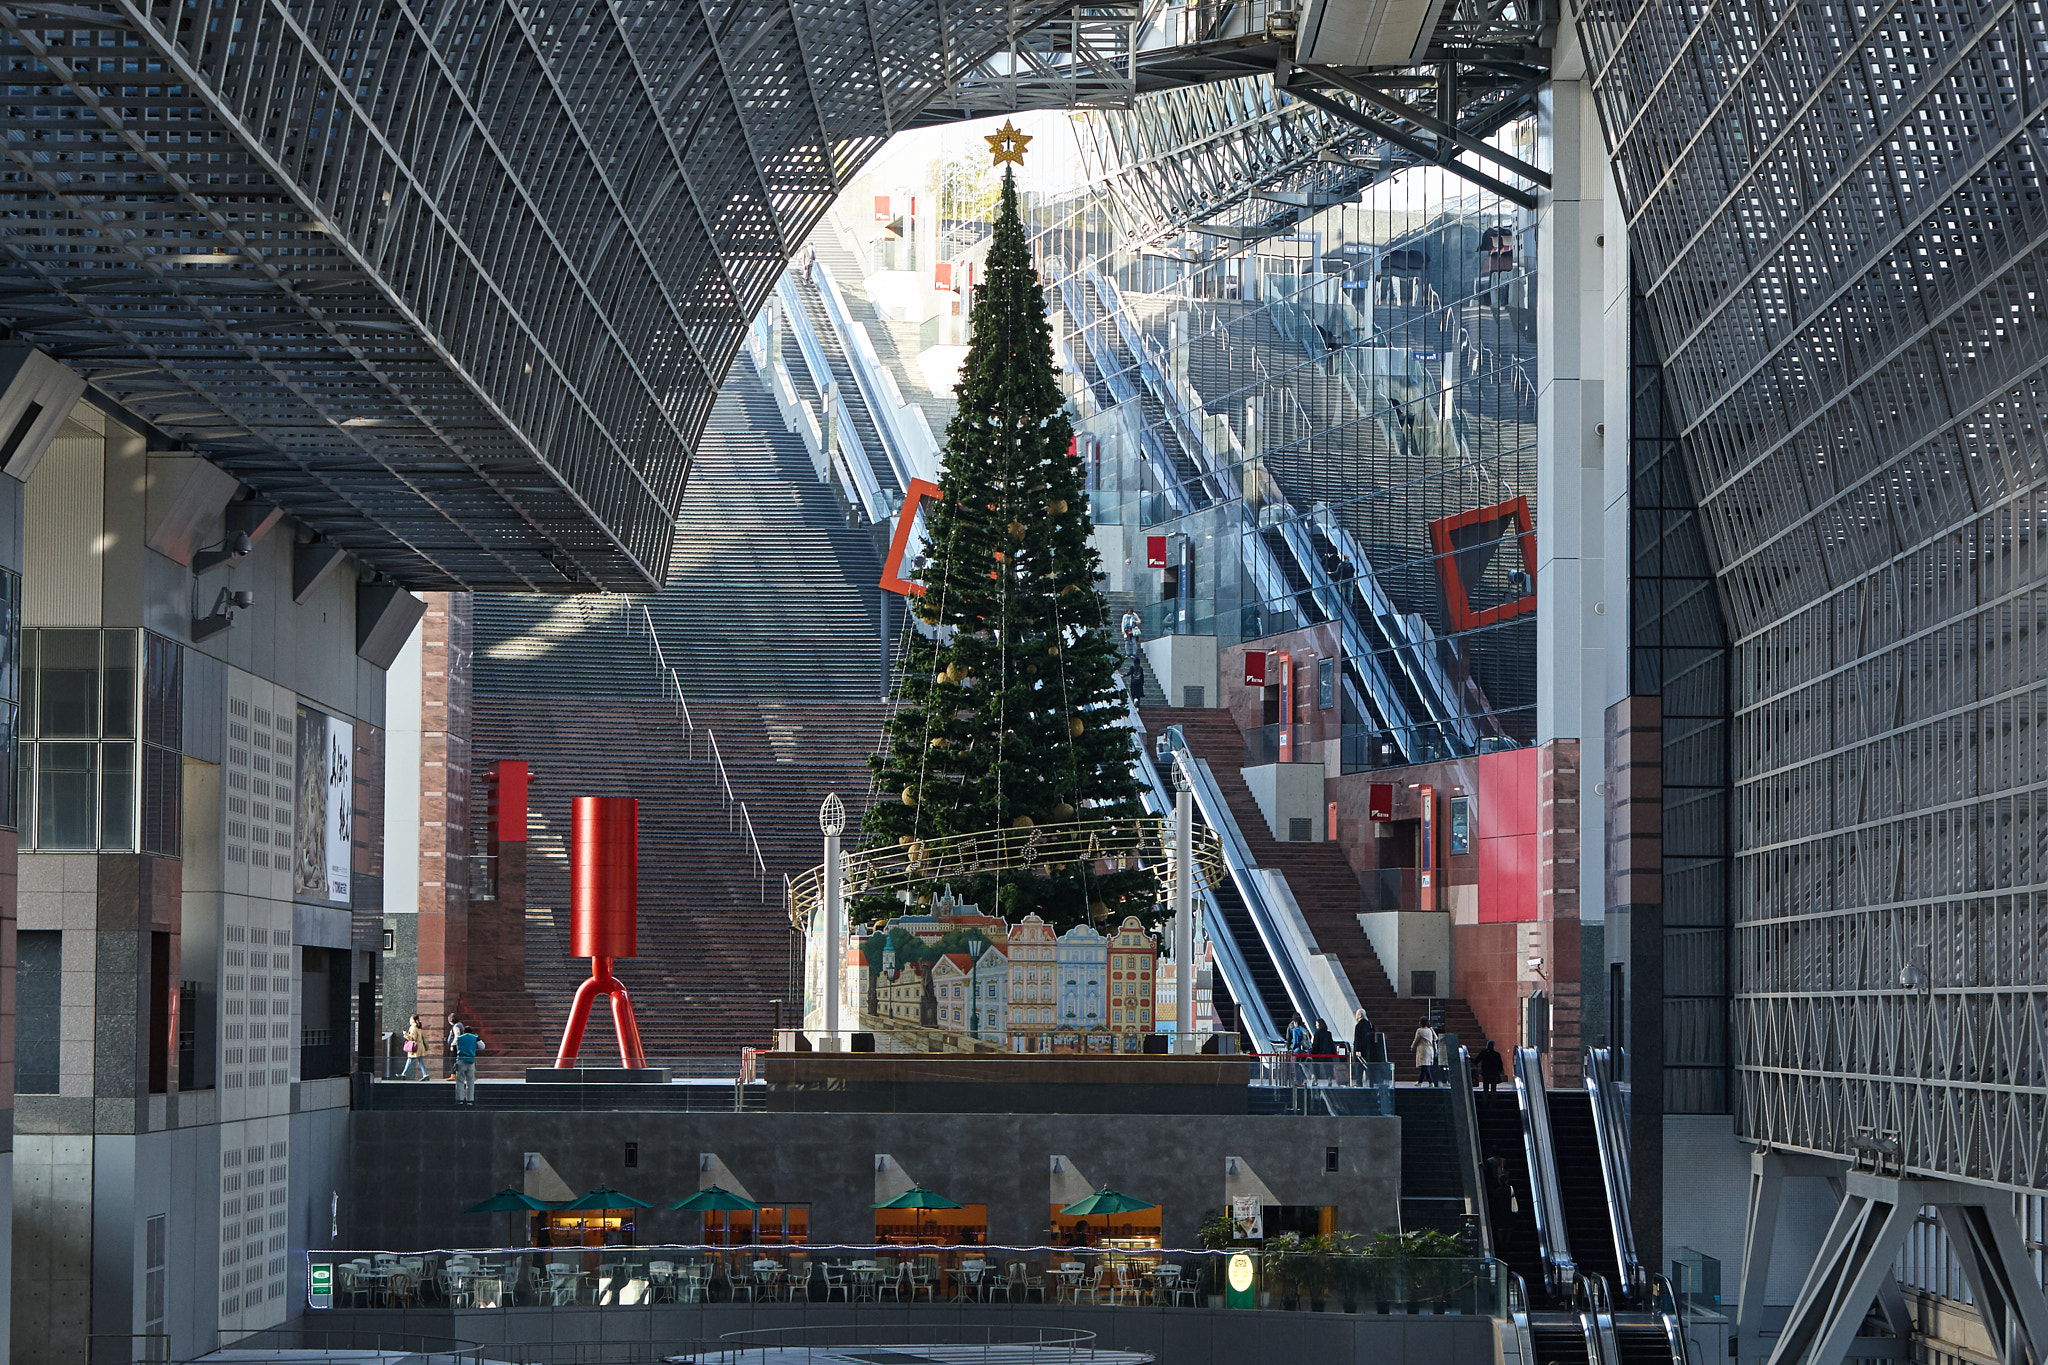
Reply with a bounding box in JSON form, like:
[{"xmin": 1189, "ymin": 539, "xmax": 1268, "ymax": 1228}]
[{"xmin": 862, "ymin": 132, "xmax": 1149, "ymax": 933}]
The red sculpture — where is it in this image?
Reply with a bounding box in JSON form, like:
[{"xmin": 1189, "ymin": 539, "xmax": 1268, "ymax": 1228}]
[{"xmin": 554, "ymin": 796, "xmax": 648, "ymax": 1069}]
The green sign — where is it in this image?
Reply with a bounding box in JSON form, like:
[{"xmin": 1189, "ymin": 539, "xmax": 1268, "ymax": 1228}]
[
  {"xmin": 1225, "ymin": 1251, "xmax": 1257, "ymax": 1309},
  {"xmin": 308, "ymin": 1264, "xmax": 332, "ymax": 1309}
]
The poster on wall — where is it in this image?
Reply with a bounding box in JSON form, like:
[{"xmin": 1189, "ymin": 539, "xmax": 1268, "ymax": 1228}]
[
  {"xmin": 1230, "ymin": 1195, "xmax": 1264, "ymax": 1241},
  {"xmin": 294, "ymin": 705, "xmax": 353, "ymax": 904}
]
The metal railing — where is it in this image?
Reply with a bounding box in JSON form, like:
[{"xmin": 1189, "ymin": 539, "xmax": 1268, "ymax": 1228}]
[
  {"xmin": 706, "ymin": 730, "xmax": 770, "ymax": 902},
  {"xmin": 635, "ymin": 604, "xmax": 695, "ymax": 740},
  {"xmin": 1585, "ymin": 1047, "xmax": 1642, "ymax": 1303},
  {"xmin": 1514, "ymin": 1045, "xmax": 1574, "ymax": 1301},
  {"xmin": 308, "ymin": 1245, "xmax": 1514, "ymax": 1318}
]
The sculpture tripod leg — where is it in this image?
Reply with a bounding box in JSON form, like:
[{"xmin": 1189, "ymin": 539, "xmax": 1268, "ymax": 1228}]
[{"xmin": 554, "ymin": 957, "xmax": 648, "ymax": 1070}]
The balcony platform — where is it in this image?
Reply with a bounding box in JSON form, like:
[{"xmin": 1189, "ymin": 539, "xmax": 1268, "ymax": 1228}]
[{"xmin": 761, "ymin": 1052, "xmax": 1253, "ymax": 1115}]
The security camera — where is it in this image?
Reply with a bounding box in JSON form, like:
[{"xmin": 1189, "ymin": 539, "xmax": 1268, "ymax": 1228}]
[
  {"xmin": 229, "ymin": 589, "xmax": 254, "ymax": 610},
  {"xmin": 192, "ymin": 530, "xmax": 252, "ymax": 574},
  {"xmin": 192, "ymin": 586, "xmax": 254, "ymax": 643}
]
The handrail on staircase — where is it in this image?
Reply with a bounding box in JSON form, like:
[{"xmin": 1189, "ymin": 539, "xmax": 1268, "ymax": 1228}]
[
  {"xmin": 1514, "ymin": 1045, "xmax": 1575, "ymax": 1302},
  {"xmin": 705, "ymin": 729, "xmax": 771, "ymax": 903},
  {"xmin": 637, "ymin": 605, "xmax": 694, "ymax": 741}
]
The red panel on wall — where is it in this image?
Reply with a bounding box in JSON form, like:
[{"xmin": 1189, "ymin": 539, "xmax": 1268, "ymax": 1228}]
[
  {"xmin": 1243, "ymin": 650, "xmax": 1267, "ymax": 687},
  {"xmin": 488, "ymin": 759, "xmax": 529, "ymax": 844},
  {"xmin": 1475, "ymin": 746, "xmax": 1540, "ymax": 838},
  {"xmin": 1368, "ymin": 783, "xmax": 1394, "ymax": 823},
  {"xmin": 1147, "ymin": 535, "xmax": 1169, "ymax": 569},
  {"xmin": 1476, "ymin": 831, "xmax": 1538, "ymax": 923}
]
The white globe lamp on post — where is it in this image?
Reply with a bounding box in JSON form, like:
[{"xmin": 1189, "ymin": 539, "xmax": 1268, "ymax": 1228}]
[{"xmin": 820, "ymin": 794, "xmax": 846, "ymax": 1051}]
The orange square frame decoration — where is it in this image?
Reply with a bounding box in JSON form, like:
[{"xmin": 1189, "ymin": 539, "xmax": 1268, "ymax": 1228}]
[{"xmin": 1428, "ymin": 496, "xmax": 1537, "ymax": 632}]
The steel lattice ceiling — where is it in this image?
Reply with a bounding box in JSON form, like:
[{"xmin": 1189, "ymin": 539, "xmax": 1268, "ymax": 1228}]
[{"xmin": 0, "ymin": 0, "xmax": 1065, "ymax": 590}]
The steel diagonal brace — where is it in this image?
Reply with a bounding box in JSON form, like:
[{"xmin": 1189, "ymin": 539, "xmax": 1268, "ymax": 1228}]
[
  {"xmin": 1280, "ymin": 83, "xmax": 1537, "ymax": 207},
  {"xmin": 1293, "ymin": 62, "xmax": 1549, "ymax": 187}
]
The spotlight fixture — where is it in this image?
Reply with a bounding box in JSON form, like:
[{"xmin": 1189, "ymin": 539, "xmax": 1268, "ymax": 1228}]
[
  {"xmin": 192, "ymin": 586, "xmax": 254, "ymax": 643},
  {"xmin": 191, "ymin": 530, "xmax": 251, "ymax": 574}
]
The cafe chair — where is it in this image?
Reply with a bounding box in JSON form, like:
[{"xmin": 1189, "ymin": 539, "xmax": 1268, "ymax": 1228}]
[
  {"xmin": 783, "ymin": 1257, "xmax": 813, "ymax": 1302},
  {"xmin": 872, "ymin": 1258, "xmax": 902, "ymax": 1302},
  {"xmin": 617, "ymin": 1277, "xmax": 651, "ymax": 1306},
  {"xmin": 821, "ymin": 1262, "xmax": 852, "ymax": 1302},
  {"xmin": 1161, "ymin": 1263, "xmax": 1200, "ymax": 1307},
  {"xmin": 907, "ymin": 1257, "xmax": 937, "ymax": 1302},
  {"xmin": 469, "ymin": 1276, "xmax": 503, "ymax": 1309},
  {"xmin": 724, "ymin": 1263, "xmax": 756, "ymax": 1302}
]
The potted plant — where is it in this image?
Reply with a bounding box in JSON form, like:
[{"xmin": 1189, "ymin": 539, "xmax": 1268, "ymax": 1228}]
[
  {"xmin": 1398, "ymin": 1229, "xmax": 1473, "ymax": 1314},
  {"xmin": 1267, "ymin": 1233, "xmax": 1308, "ymax": 1310},
  {"xmin": 1366, "ymin": 1231, "xmax": 1412, "ymax": 1312},
  {"xmin": 1196, "ymin": 1208, "xmax": 1233, "ymax": 1308}
]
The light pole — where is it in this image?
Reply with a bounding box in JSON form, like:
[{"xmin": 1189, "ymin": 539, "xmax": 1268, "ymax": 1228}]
[
  {"xmin": 821, "ymin": 793, "xmax": 845, "ymax": 1050},
  {"xmin": 1172, "ymin": 754, "xmax": 1197, "ymax": 1050}
]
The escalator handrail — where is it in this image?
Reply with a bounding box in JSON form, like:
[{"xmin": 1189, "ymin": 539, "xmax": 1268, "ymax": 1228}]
[
  {"xmin": 1514, "ymin": 1045, "xmax": 1574, "ymax": 1300},
  {"xmin": 1585, "ymin": 1047, "xmax": 1643, "ymax": 1301},
  {"xmin": 1506, "ymin": 1271, "xmax": 1537, "ymax": 1365},
  {"xmin": 1161, "ymin": 726, "xmax": 1323, "ymax": 1031},
  {"xmin": 1647, "ymin": 1272, "xmax": 1693, "ymax": 1365},
  {"xmin": 808, "ymin": 258, "xmax": 937, "ymax": 492},
  {"xmin": 776, "ymin": 274, "xmax": 888, "ymax": 523},
  {"xmin": 1581, "ymin": 1273, "xmax": 1622, "ymax": 1365},
  {"xmin": 1126, "ymin": 715, "xmax": 1282, "ymax": 1051},
  {"xmin": 1449, "ymin": 1043, "xmax": 1492, "ymax": 1260}
]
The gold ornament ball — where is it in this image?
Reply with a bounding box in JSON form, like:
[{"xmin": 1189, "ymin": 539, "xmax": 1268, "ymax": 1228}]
[
  {"xmin": 1048, "ymin": 499, "xmax": 1068, "ymax": 514},
  {"xmin": 1009, "ymin": 520, "xmax": 1028, "ymax": 541},
  {"xmin": 1089, "ymin": 900, "xmax": 1111, "ymax": 918},
  {"xmin": 1069, "ymin": 717, "xmax": 1085, "ymax": 737},
  {"xmin": 1026, "ymin": 664, "xmax": 1038, "ymax": 675},
  {"xmin": 898, "ymin": 835, "xmax": 915, "ymax": 845},
  {"xmin": 945, "ymin": 662, "xmax": 966, "ymax": 684},
  {"xmin": 1011, "ymin": 815, "xmax": 1035, "ymax": 829},
  {"xmin": 901, "ymin": 786, "xmax": 917, "ymax": 806},
  {"xmin": 1052, "ymin": 801, "xmax": 1076, "ymax": 821}
]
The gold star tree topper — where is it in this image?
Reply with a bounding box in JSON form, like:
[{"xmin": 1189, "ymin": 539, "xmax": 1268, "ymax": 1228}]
[{"xmin": 986, "ymin": 120, "xmax": 1031, "ymax": 166}]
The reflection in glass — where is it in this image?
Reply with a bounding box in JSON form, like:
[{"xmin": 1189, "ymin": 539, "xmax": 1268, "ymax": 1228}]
[
  {"xmin": 102, "ymin": 629, "xmax": 135, "ymax": 738},
  {"xmin": 37, "ymin": 630, "xmax": 98, "ymax": 737},
  {"xmin": 36, "ymin": 741, "xmax": 96, "ymax": 848},
  {"xmin": 101, "ymin": 742, "xmax": 133, "ymax": 850}
]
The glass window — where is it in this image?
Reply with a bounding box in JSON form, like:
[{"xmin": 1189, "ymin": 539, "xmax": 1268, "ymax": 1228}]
[
  {"xmin": 101, "ymin": 742, "xmax": 133, "ymax": 851},
  {"xmin": 102, "ymin": 630, "xmax": 135, "ymax": 739},
  {"xmin": 37, "ymin": 630, "xmax": 99, "ymax": 737},
  {"xmin": 36, "ymin": 741, "xmax": 96, "ymax": 849}
]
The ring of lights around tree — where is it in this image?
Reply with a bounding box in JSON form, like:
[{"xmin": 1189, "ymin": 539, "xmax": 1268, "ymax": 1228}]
[{"xmin": 787, "ymin": 815, "xmax": 1225, "ymax": 929}]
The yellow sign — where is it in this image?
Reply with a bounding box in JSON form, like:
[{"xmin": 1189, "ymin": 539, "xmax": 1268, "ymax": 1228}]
[{"xmin": 986, "ymin": 120, "xmax": 1032, "ymax": 166}]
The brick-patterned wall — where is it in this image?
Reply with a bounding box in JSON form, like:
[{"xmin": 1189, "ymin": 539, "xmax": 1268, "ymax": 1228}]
[
  {"xmin": 415, "ymin": 592, "xmax": 473, "ymax": 1029},
  {"xmin": 1538, "ymin": 739, "xmax": 1582, "ymax": 1087}
]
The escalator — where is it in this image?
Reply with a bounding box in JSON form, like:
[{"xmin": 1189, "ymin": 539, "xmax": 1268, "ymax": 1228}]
[
  {"xmin": 1475, "ymin": 1092, "xmax": 1545, "ymax": 1297},
  {"xmin": 1615, "ymin": 1322, "xmax": 1681, "ymax": 1365},
  {"xmin": 1530, "ymin": 1320, "xmax": 1596, "ymax": 1365},
  {"xmin": 1548, "ymin": 1090, "xmax": 1624, "ymax": 1292}
]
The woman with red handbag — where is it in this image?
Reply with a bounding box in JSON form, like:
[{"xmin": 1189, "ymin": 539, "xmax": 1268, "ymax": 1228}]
[{"xmin": 399, "ymin": 1014, "xmax": 430, "ymax": 1080}]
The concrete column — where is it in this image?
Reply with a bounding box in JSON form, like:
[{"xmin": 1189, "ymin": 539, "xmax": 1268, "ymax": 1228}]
[{"xmin": 1535, "ymin": 26, "xmax": 1630, "ymax": 1091}]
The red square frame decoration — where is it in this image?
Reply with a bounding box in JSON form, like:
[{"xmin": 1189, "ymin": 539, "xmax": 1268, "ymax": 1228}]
[{"xmin": 1428, "ymin": 496, "xmax": 1537, "ymax": 632}]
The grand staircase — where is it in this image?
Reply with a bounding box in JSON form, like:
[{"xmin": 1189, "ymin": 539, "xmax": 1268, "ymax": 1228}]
[
  {"xmin": 464, "ymin": 357, "xmax": 897, "ymax": 1066},
  {"xmin": 1143, "ymin": 703, "xmax": 1483, "ymax": 1081}
]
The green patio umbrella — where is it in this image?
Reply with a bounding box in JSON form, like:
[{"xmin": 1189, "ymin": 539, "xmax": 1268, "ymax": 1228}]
[
  {"xmin": 874, "ymin": 1185, "xmax": 966, "ymax": 1244},
  {"xmin": 669, "ymin": 1184, "xmax": 761, "ymax": 1212},
  {"xmin": 463, "ymin": 1187, "xmax": 558, "ymax": 1213},
  {"xmin": 670, "ymin": 1183, "xmax": 762, "ymax": 1247},
  {"xmin": 873, "ymin": 1186, "xmax": 965, "ymax": 1211},
  {"xmin": 1059, "ymin": 1187, "xmax": 1156, "ymax": 1216},
  {"xmin": 561, "ymin": 1186, "xmax": 654, "ymax": 1210}
]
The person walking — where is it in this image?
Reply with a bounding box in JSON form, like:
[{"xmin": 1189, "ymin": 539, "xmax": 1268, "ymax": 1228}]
[
  {"xmin": 399, "ymin": 1014, "xmax": 430, "ymax": 1081},
  {"xmin": 1477, "ymin": 1039, "xmax": 1506, "ymax": 1093},
  {"xmin": 1411, "ymin": 1020, "xmax": 1442, "ymax": 1086},
  {"xmin": 452, "ymin": 1025, "xmax": 486, "ymax": 1106},
  {"xmin": 1484, "ymin": 1155, "xmax": 1515, "ymax": 1251},
  {"xmin": 445, "ymin": 1013, "xmax": 463, "ymax": 1080},
  {"xmin": 1350, "ymin": 1008, "xmax": 1375, "ymax": 1085},
  {"xmin": 1309, "ymin": 1018, "xmax": 1336, "ymax": 1087},
  {"xmin": 1286, "ymin": 1016, "xmax": 1311, "ymax": 1086}
]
